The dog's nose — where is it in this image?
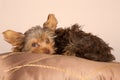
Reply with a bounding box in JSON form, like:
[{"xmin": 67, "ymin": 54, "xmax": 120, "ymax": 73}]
[{"xmin": 44, "ymin": 49, "xmax": 50, "ymax": 54}]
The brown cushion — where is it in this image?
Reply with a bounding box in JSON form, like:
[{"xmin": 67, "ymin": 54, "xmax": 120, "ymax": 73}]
[{"xmin": 0, "ymin": 52, "xmax": 120, "ymax": 80}]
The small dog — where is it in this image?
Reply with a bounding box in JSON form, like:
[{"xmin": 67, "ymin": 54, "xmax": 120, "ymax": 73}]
[{"xmin": 3, "ymin": 14, "xmax": 115, "ymax": 62}]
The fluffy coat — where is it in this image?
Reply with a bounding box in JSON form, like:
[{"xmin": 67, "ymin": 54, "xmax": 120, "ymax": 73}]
[{"xmin": 54, "ymin": 24, "xmax": 115, "ymax": 62}]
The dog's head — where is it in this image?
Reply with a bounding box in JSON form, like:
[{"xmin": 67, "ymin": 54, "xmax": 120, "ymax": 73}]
[
  {"xmin": 3, "ymin": 14, "xmax": 58, "ymax": 54},
  {"xmin": 22, "ymin": 25, "xmax": 56, "ymax": 54}
]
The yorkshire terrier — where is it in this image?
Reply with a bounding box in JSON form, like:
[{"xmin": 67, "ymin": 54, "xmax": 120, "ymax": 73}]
[{"xmin": 3, "ymin": 14, "xmax": 115, "ymax": 62}]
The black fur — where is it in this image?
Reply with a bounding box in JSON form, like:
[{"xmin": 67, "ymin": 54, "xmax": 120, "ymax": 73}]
[{"xmin": 54, "ymin": 24, "xmax": 115, "ymax": 62}]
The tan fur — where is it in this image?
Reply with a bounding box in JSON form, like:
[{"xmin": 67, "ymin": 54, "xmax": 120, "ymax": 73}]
[
  {"xmin": 2, "ymin": 30, "xmax": 24, "ymax": 46},
  {"xmin": 43, "ymin": 14, "xmax": 58, "ymax": 31}
]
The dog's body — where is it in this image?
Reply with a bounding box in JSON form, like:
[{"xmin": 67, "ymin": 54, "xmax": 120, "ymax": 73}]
[
  {"xmin": 3, "ymin": 14, "xmax": 115, "ymax": 62},
  {"xmin": 55, "ymin": 24, "xmax": 115, "ymax": 62}
]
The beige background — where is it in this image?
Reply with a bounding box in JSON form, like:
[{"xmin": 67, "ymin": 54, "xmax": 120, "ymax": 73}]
[{"xmin": 0, "ymin": 0, "xmax": 120, "ymax": 61}]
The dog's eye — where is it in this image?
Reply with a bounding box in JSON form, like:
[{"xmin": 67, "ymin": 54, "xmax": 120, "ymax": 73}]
[
  {"xmin": 46, "ymin": 38, "xmax": 50, "ymax": 44},
  {"xmin": 32, "ymin": 42, "xmax": 40, "ymax": 47}
]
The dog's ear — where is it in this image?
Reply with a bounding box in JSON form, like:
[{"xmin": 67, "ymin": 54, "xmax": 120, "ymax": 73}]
[
  {"xmin": 2, "ymin": 30, "xmax": 25, "ymax": 46},
  {"xmin": 43, "ymin": 14, "xmax": 58, "ymax": 32}
]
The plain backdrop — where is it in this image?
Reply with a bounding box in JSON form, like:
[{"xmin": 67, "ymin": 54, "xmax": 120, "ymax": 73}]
[{"xmin": 0, "ymin": 0, "xmax": 120, "ymax": 61}]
